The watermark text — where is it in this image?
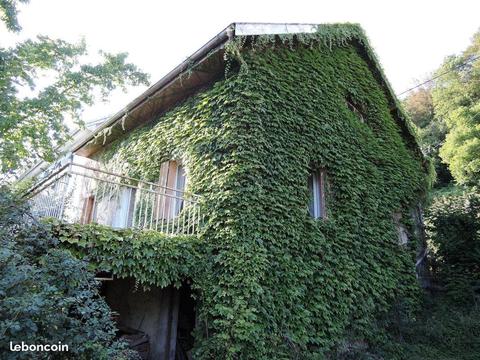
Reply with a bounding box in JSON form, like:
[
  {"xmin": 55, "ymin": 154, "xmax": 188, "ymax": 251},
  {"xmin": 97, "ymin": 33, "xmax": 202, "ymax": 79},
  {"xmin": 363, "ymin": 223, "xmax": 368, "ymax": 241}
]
[{"xmin": 9, "ymin": 341, "xmax": 69, "ymax": 352}]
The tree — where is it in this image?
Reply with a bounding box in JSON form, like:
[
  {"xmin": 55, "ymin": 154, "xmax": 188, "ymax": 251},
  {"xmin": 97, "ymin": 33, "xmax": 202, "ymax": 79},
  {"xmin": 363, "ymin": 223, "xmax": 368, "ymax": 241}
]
[
  {"xmin": 432, "ymin": 31, "xmax": 480, "ymax": 186},
  {"xmin": 425, "ymin": 191, "xmax": 480, "ymax": 304},
  {"xmin": 0, "ymin": 0, "xmax": 149, "ymax": 174},
  {"xmin": 0, "ymin": 0, "xmax": 29, "ymax": 32},
  {"xmin": 404, "ymin": 87, "xmax": 435, "ymax": 129},
  {"xmin": 0, "ymin": 189, "xmax": 139, "ymax": 359},
  {"xmin": 403, "ymin": 87, "xmax": 452, "ymax": 186}
]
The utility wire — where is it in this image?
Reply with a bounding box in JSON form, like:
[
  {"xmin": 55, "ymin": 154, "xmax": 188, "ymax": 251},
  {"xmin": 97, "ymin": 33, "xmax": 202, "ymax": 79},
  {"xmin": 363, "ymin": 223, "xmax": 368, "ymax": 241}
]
[{"xmin": 397, "ymin": 54, "xmax": 480, "ymax": 96}]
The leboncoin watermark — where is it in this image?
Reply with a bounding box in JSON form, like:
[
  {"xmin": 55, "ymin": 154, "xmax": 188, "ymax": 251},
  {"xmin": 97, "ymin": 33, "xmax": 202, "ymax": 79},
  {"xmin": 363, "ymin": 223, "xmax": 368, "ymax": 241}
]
[{"xmin": 9, "ymin": 341, "xmax": 69, "ymax": 353}]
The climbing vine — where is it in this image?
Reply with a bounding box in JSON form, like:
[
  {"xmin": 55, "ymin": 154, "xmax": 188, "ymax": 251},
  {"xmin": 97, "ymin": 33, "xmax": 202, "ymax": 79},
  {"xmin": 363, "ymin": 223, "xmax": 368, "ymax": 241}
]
[
  {"xmin": 66, "ymin": 24, "xmax": 427, "ymax": 359},
  {"xmin": 49, "ymin": 220, "xmax": 201, "ymax": 288}
]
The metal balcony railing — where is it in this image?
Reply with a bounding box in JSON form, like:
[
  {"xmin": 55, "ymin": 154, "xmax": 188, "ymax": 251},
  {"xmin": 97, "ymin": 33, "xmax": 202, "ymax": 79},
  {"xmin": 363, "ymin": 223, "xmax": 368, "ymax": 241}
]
[{"xmin": 26, "ymin": 157, "xmax": 202, "ymax": 235}]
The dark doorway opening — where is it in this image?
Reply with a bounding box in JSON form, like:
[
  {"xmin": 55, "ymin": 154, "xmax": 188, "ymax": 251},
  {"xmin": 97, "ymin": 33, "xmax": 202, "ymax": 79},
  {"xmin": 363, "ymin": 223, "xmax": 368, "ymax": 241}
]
[
  {"xmin": 176, "ymin": 281, "xmax": 196, "ymax": 360},
  {"xmin": 99, "ymin": 277, "xmax": 196, "ymax": 360}
]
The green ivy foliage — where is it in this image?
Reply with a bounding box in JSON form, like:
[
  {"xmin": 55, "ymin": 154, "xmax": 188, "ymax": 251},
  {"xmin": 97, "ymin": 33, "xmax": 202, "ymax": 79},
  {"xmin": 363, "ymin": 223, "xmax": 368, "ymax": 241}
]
[
  {"xmin": 368, "ymin": 189, "xmax": 480, "ymax": 360},
  {"xmin": 80, "ymin": 25, "xmax": 427, "ymax": 358},
  {"xmin": 49, "ymin": 221, "xmax": 201, "ymax": 289}
]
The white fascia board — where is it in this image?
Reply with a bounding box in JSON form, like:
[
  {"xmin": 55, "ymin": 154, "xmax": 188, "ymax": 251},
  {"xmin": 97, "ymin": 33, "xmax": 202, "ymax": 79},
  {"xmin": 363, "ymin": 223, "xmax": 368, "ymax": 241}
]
[{"xmin": 234, "ymin": 23, "xmax": 318, "ymax": 36}]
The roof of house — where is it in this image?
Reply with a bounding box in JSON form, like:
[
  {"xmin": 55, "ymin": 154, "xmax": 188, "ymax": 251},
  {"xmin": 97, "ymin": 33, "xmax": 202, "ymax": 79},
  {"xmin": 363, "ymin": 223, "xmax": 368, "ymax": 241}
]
[{"xmin": 51, "ymin": 23, "xmax": 422, "ymax": 161}]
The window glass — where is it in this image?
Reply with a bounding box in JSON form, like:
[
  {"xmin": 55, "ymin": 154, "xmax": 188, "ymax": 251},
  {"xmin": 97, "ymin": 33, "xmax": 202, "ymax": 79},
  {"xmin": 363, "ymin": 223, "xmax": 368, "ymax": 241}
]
[
  {"xmin": 308, "ymin": 169, "xmax": 325, "ymax": 219},
  {"xmin": 157, "ymin": 160, "xmax": 187, "ymax": 219},
  {"xmin": 175, "ymin": 165, "xmax": 186, "ymax": 214}
]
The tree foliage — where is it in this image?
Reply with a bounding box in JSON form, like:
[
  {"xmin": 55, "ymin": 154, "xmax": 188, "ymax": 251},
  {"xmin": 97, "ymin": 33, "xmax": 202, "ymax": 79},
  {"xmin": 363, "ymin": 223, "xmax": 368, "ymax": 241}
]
[
  {"xmin": 433, "ymin": 31, "xmax": 480, "ymax": 186},
  {"xmin": 403, "ymin": 30, "xmax": 480, "ymax": 187},
  {"xmin": 404, "ymin": 87, "xmax": 435, "ymax": 130},
  {"xmin": 425, "ymin": 190, "xmax": 480, "ymax": 304},
  {"xmin": 0, "ymin": 0, "xmax": 28, "ymax": 32},
  {"xmin": 371, "ymin": 190, "xmax": 480, "ymax": 360},
  {"xmin": 0, "ymin": 190, "xmax": 138, "ymax": 359},
  {"xmin": 403, "ymin": 88, "xmax": 452, "ymax": 186},
  {"xmin": 377, "ymin": 299, "xmax": 480, "ymax": 360},
  {"xmin": 0, "ymin": 1, "xmax": 149, "ymax": 174},
  {"xmin": 400, "ymin": 29, "xmax": 480, "ymax": 360}
]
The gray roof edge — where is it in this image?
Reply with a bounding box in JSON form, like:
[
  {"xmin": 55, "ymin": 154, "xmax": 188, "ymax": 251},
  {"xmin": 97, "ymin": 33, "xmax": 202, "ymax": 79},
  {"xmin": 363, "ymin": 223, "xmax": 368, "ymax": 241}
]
[
  {"xmin": 70, "ymin": 23, "xmax": 235, "ymax": 154},
  {"xmin": 63, "ymin": 23, "xmax": 414, "ymax": 159},
  {"xmin": 70, "ymin": 22, "xmax": 339, "ymax": 154}
]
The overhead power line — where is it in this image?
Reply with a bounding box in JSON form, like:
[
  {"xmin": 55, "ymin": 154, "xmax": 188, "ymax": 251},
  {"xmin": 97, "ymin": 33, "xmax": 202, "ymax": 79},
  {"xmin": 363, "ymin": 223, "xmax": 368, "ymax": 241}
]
[{"xmin": 397, "ymin": 54, "xmax": 480, "ymax": 97}]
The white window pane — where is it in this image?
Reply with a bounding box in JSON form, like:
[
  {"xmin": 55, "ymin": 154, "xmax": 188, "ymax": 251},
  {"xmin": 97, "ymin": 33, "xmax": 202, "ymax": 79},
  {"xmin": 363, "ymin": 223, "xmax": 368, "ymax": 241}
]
[
  {"xmin": 308, "ymin": 169, "xmax": 324, "ymax": 219},
  {"xmin": 175, "ymin": 165, "xmax": 186, "ymax": 215}
]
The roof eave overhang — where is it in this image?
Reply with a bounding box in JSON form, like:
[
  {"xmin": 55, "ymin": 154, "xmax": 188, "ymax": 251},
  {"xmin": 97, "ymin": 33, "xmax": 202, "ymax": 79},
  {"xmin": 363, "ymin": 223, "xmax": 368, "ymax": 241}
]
[
  {"xmin": 73, "ymin": 23, "xmax": 234, "ymax": 157},
  {"xmin": 72, "ymin": 22, "xmax": 422, "ymax": 160}
]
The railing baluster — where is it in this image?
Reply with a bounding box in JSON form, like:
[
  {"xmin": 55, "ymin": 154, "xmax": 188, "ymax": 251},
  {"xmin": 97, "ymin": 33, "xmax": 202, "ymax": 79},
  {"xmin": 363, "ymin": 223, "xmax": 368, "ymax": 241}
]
[
  {"xmin": 131, "ymin": 185, "xmax": 138, "ymax": 228},
  {"xmin": 154, "ymin": 184, "xmax": 160, "ymax": 231},
  {"xmin": 104, "ymin": 177, "xmax": 113, "ymax": 226},
  {"xmin": 91, "ymin": 175, "xmax": 99, "ymax": 224},
  {"xmin": 149, "ymin": 184, "xmax": 154, "ymax": 230},
  {"xmin": 159, "ymin": 191, "xmax": 166, "ymax": 234},
  {"xmin": 182, "ymin": 200, "xmax": 186, "ymax": 235},
  {"xmin": 126, "ymin": 186, "xmax": 132, "ymax": 228},
  {"xmin": 137, "ymin": 184, "xmax": 144, "ymax": 229},
  {"xmin": 26, "ymin": 160, "xmax": 202, "ymax": 235},
  {"xmin": 47, "ymin": 184, "xmax": 54, "ymax": 218},
  {"xmin": 166, "ymin": 193, "xmax": 171, "ymax": 235},
  {"xmin": 143, "ymin": 187, "xmax": 149, "ymax": 230},
  {"xmin": 58, "ymin": 174, "xmax": 68, "ymax": 220},
  {"xmin": 97, "ymin": 171, "xmax": 108, "ymax": 224},
  {"xmin": 191, "ymin": 204, "xmax": 197, "ymax": 233},
  {"xmin": 43, "ymin": 185, "xmax": 50, "ymax": 217},
  {"xmin": 188, "ymin": 203, "xmax": 193, "ymax": 233}
]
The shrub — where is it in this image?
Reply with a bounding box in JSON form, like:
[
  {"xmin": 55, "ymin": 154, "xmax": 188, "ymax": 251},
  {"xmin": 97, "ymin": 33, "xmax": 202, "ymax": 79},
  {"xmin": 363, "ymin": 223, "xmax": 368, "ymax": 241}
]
[
  {"xmin": 425, "ymin": 189, "xmax": 480, "ymax": 304},
  {"xmin": 0, "ymin": 190, "xmax": 137, "ymax": 359}
]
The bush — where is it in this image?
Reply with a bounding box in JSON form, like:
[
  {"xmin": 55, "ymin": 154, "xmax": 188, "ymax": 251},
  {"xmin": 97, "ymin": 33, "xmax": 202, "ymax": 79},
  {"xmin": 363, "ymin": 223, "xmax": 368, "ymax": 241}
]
[
  {"xmin": 0, "ymin": 190, "xmax": 137, "ymax": 359},
  {"xmin": 425, "ymin": 189, "xmax": 480, "ymax": 304},
  {"xmin": 376, "ymin": 299, "xmax": 480, "ymax": 360},
  {"xmin": 360, "ymin": 189, "xmax": 480, "ymax": 359}
]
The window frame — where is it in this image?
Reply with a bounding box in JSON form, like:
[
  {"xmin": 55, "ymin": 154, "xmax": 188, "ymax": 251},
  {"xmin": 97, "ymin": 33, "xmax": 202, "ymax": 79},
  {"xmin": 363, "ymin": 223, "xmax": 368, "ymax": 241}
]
[
  {"xmin": 346, "ymin": 99, "xmax": 365, "ymax": 123},
  {"xmin": 157, "ymin": 160, "xmax": 187, "ymax": 219}
]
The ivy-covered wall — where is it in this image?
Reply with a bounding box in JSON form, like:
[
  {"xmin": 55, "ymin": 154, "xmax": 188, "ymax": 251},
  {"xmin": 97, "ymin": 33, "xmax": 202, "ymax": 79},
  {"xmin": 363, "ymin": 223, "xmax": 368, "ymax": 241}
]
[{"xmin": 76, "ymin": 26, "xmax": 427, "ymax": 359}]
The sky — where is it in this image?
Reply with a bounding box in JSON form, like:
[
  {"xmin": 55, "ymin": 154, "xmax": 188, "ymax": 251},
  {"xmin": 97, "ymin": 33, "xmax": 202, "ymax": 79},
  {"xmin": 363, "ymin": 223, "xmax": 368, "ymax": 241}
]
[{"xmin": 2, "ymin": 0, "xmax": 479, "ymax": 124}]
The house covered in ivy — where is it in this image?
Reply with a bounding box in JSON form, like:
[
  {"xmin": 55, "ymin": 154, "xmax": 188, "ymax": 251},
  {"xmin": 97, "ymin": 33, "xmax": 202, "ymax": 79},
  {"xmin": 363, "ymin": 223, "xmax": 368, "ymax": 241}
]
[{"xmin": 25, "ymin": 23, "xmax": 429, "ymax": 359}]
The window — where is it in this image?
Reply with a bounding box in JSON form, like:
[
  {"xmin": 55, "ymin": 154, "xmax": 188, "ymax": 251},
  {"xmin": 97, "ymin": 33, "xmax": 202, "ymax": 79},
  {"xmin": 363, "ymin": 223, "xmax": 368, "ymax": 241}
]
[
  {"xmin": 308, "ymin": 169, "xmax": 326, "ymax": 219},
  {"xmin": 174, "ymin": 164, "xmax": 186, "ymax": 214},
  {"xmin": 346, "ymin": 98, "xmax": 365, "ymax": 123},
  {"xmin": 80, "ymin": 195, "xmax": 95, "ymax": 224},
  {"xmin": 157, "ymin": 160, "xmax": 187, "ymax": 219},
  {"xmin": 111, "ymin": 187, "xmax": 136, "ymax": 228},
  {"xmin": 393, "ymin": 212, "xmax": 409, "ymax": 246}
]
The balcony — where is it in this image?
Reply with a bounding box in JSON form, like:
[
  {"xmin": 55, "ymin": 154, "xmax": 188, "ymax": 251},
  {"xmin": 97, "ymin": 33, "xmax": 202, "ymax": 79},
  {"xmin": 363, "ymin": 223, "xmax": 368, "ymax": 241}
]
[{"xmin": 26, "ymin": 156, "xmax": 202, "ymax": 235}]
